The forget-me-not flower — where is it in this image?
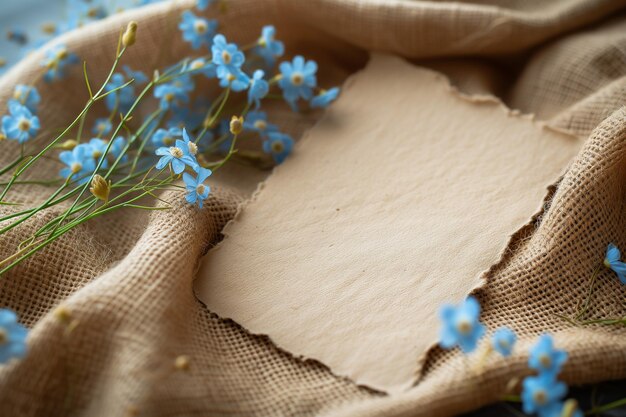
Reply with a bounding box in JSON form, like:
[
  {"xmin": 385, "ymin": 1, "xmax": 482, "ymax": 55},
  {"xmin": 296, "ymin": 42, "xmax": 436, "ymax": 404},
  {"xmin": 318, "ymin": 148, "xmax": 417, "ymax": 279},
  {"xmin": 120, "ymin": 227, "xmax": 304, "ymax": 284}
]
[
  {"xmin": 255, "ymin": 25, "xmax": 284, "ymax": 67},
  {"xmin": 179, "ymin": 10, "xmax": 217, "ymax": 49},
  {"xmin": 189, "ymin": 58, "xmax": 217, "ymax": 79},
  {"xmin": 41, "ymin": 44, "xmax": 78, "ymax": 82},
  {"xmin": 155, "ymin": 144, "xmax": 198, "ymax": 174},
  {"xmin": 491, "ymin": 327, "xmax": 516, "ymax": 357},
  {"xmin": 521, "ymin": 374, "xmax": 567, "ymax": 415},
  {"xmin": 152, "ymin": 127, "xmax": 183, "ymax": 148},
  {"xmin": 278, "ymin": 56, "xmax": 317, "ymax": 110},
  {"xmin": 244, "ymin": 111, "xmax": 278, "ymax": 138},
  {"xmin": 529, "ymin": 334, "xmax": 568, "ymax": 376},
  {"xmin": 604, "ymin": 243, "xmax": 626, "ymax": 284},
  {"xmin": 92, "ymin": 118, "xmax": 112, "ymax": 136},
  {"xmin": 196, "ymin": 0, "xmax": 214, "ymax": 10},
  {"xmin": 2, "ymin": 102, "xmax": 40, "ymax": 144},
  {"xmin": 10, "ymin": 85, "xmax": 41, "ymax": 114},
  {"xmin": 310, "ymin": 87, "xmax": 340, "ymax": 109},
  {"xmin": 183, "ymin": 166, "xmax": 212, "ymax": 208},
  {"xmin": 59, "ymin": 144, "xmax": 97, "ymax": 183},
  {"xmin": 263, "ymin": 132, "xmax": 294, "ymax": 164},
  {"xmin": 212, "ymin": 34, "xmax": 249, "ymax": 91},
  {"xmin": 0, "ymin": 308, "xmax": 28, "ymax": 363},
  {"xmin": 104, "ymin": 73, "xmax": 136, "ymax": 113},
  {"xmin": 123, "ymin": 65, "xmax": 148, "ymax": 85},
  {"xmin": 248, "ymin": 70, "xmax": 269, "ymax": 108},
  {"xmin": 87, "ymin": 138, "xmax": 109, "ymax": 168},
  {"xmin": 438, "ymin": 296, "xmax": 485, "ymax": 354},
  {"xmin": 154, "ymin": 75, "xmax": 194, "ymax": 110}
]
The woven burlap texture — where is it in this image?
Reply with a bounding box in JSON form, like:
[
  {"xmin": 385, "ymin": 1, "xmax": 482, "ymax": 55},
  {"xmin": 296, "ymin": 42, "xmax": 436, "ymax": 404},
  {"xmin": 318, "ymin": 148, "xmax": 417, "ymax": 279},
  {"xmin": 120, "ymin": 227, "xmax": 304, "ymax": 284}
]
[{"xmin": 0, "ymin": 0, "xmax": 625, "ymax": 416}]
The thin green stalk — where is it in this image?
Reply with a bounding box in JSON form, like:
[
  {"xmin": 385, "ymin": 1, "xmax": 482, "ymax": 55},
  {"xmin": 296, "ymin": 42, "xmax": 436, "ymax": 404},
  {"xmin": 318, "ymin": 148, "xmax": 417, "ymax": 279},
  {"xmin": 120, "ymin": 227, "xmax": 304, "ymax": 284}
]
[{"xmin": 585, "ymin": 397, "xmax": 626, "ymax": 415}]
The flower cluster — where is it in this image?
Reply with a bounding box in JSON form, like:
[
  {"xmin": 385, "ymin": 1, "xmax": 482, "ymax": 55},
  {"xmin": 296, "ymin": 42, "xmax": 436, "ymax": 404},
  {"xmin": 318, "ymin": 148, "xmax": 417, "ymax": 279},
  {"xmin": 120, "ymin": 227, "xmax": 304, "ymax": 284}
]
[
  {"xmin": 59, "ymin": 137, "xmax": 127, "ymax": 184},
  {"xmin": 438, "ymin": 298, "xmax": 583, "ymax": 417}
]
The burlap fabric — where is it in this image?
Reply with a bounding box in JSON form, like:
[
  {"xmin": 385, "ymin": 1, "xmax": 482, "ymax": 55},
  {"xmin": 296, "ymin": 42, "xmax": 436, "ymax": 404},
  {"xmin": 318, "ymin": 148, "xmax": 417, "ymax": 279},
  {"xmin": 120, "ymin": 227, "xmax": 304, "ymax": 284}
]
[{"xmin": 0, "ymin": 0, "xmax": 625, "ymax": 416}]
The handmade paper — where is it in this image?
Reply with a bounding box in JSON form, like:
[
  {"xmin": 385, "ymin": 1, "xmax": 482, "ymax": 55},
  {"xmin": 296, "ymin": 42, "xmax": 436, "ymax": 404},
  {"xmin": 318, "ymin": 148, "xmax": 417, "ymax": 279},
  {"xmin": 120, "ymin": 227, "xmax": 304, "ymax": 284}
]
[{"xmin": 195, "ymin": 54, "xmax": 582, "ymax": 393}]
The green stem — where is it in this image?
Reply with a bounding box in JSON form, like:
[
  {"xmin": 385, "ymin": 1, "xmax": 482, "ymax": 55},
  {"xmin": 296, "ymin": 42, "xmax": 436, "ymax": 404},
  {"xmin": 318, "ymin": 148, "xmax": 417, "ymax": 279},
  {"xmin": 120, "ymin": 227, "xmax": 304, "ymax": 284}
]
[{"xmin": 585, "ymin": 397, "xmax": 626, "ymax": 415}]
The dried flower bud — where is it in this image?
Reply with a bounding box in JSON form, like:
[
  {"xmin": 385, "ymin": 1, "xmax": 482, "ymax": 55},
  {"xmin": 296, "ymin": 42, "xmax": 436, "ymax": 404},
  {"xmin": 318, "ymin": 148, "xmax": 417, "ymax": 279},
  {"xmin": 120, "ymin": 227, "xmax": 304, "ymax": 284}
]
[
  {"xmin": 0, "ymin": 57, "xmax": 6, "ymax": 68},
  {"xmin": 90, "ymin": 174, "xmax": 111, "ymax": 203},
  {"xmin": 0, "ymin": 131, "xmax": 6, "ymax": 142},
  {"xmin": 59, "ymin": 139, "xmax": 78, "ymax": 150},
  {"xmin": 174, "ymin": 355, "xmax": 190, "ymax": 371},
  {"xmin": 122, "ymin": 21, "xmax": 138, "ymax": 47},
  {"xmin": 229, "ymin": 115, "xmax": 244, "ymax": 135}
]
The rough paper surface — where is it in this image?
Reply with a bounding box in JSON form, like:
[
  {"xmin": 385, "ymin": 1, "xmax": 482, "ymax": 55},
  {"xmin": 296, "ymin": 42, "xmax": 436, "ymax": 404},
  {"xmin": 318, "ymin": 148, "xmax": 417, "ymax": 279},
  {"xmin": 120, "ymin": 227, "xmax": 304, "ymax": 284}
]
[{"xmin": 195, "ymin": 54, "xmax": 582, "ymax": 393}]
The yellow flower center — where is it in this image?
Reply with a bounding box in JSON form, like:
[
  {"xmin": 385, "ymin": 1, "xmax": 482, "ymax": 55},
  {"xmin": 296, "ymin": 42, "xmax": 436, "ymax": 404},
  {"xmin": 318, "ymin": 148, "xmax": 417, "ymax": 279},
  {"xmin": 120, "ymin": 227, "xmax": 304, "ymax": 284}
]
[
  {"xmin": 56, "ymin": 48, "xmax": 68, "ymax": 60},
  {"xmin": 169, "ymin": 147, "xmax": 183, "ymax": 158},
  {"xmin": 222, "ymin": 50, "xmax": 232, "ymax": 64},
  {"xmin": 196, "ymin": 184, "xmax": 206, "ymax": 195},
  {"xmin": 71, "ymin": 162, "xmax": 83, "ymax": 174},
  {"xmin": 163, "ymin": 136, "xmax": 174, "ymax": 146},
  {"xmin": 291, "ymin": 72, "xmax": 304, "ymax": 86},
  {"xmin": 498, "ymin": 339, "xmax": 509, "ymax": 349},
  {"xmin": 164, "ymin": 93, "xmax": 175, "ymax": 103},
  {"xmin": 0, "ymin": 329, "xmax": 7, "ymax": 345},
  {"xmin": 456, "ymin": 319, "xmax": 471, "ymax": 335},
  {"xmin": 188, "ymin": 142, "xmax": 198, "ymax": 156},
  {"xmin": 194, "ymin": 20, "xmax": 208, "ymax": 34},
  {"xmin": 604, "ymin": 258, "xmax": 612, "ymax": 268},
  {"xmin": 271, "ymin": 140, "xmax": 284, "ymax": 153},
  {"xmin": 254, "ymin": 120, "xmax": 267, "ymax": 131},
  {"xmin": 226, "ymin": 73, "xmax": 235, "ymax": 82},
  {"xmin": 533, "ymin": 390, "xmax": 547, "ymax": 405},
  {"xmin": 92, "ymin": 150, "xmax": 103, "ymax": 159},
  {"xmin": 13, "ymin": 90, "xmax": 22, "ymax": 100},
  {"xmin": 539, "ymin": 354, "xmax": 551, "ymax": 368},
  {"xmin": 18, "ymin": 119, "xmax": 31, "ymax": 132}
]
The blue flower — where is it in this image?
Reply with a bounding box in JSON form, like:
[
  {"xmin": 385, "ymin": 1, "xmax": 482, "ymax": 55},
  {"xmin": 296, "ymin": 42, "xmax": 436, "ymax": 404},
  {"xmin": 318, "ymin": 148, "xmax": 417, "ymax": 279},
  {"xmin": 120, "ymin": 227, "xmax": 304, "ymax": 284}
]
[
  {"xmin": 154, "ymin": 75, "xmax": 194, "ymax": 110},
  {"xmin": 167, "ymin": 106, "xmax": 205, "ymax": 132},
  {"xmin": 278, "ymin": 56, "xmax": 317, "ymax": 110},
  {"xmin": 248, "ymin": 70, "xmax": 269, "ymax": 108},
  {"xmin": 155, "ymin": 145, "xmax": 198, "ymax": 174},
  {"xmin": 92, "ymin": 118, "xmax": 112, "ymax": 136},
  {"xmin": 196, "ymin": 0, "xmax": 214, "ymax": 10},
  {"xmin": 183, "ymin": 166, "xmax": 212, "ymax": 208},
  {"xmin": 108, "ymin": 136, "xmax": 128, "ymax": 166},
  {"xmin": 152, "ymin": 127, "xmax": 182, "ymax": 148},
  {"xmin": 491, "ymin": 327, "xmax": 516, "ymax": 357},
  {"xmin": 310, "ymin": 87, "xmax": 340, "ymax": 109},
  {"xmin": 521, "ymin": 374, "xmax": 567, "ymax": 415},
  {"xmin": 178, "ymin": 128, "xmax": 199, "ymax": 158},
  {"xmin": 123, "ymin": 65, "xmax": 148, "ymax": 85},
  {"xmin": 10, "ymin": 85, "xmax": 41, "ymax": 114},
  {"xmin": 244, "ymin": 111, "xmax": 278, "ymax": 138},
  {"xmin": 41, "ymin": 44, "xmax": 78, "ymax": 82},
  {"xmin": 604, "ymin": 243, "xmax": 626, "ymax": 284},
  {"xmin": 212, "ymin": 34, "xmax": 249, "ymax": 91},
  {"xmin": 179, "ymin": 10, "xmax": 217, "ymax": 49},
  {"xmin": 0, "ymin": 308, "xmax": 28, "ymax": 363},
  {"xmin": 2, "ymin": 102, "xmax": 40, "ymax": 144},
  {"xmin": 87, "ymin": 138, "xmax": 110, "ymax": 168},
  {"xmin": 255, "ymin": 26, "xmax": 284, "ymax": 67},
  {"xmin": 104, "ymin": 73, "xmax": 136, "ymax": 113},
  {"xmin": 438, "ymin": 296, "xmax": 485, "ymax": 354},
  {"xmin": 59, "ymin": 144, "xmax": 96, "ymax": 183},
  {"xmin": 529, "ymin": 334, "xmax": 568, "ymax": 376},
  {"xmin": 263, "ymin": 132, "xmax": 294, "ymax": 164}
]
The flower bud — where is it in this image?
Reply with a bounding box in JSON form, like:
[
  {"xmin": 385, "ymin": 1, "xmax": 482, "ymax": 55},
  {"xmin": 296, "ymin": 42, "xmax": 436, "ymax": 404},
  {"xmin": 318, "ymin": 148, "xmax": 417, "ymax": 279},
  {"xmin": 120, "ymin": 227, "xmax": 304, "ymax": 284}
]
[
  {"xmin": 0, "ymin": 131, "xmax": 6, "ymax": 141},
  {"xmin": 122, "ymin": 21, "xmax": 138, "ymax": 47},
  {"xmin": 229, "ymin": 115, "xmax": 244, "ymax": 135},
  {"xmin": 54, "ymin": 305, "xmax": 72, "ymax": 324},
  {"xmin": 90, "ymin": 174, "xmax": 111, "ymax": 203},
  {"xmin": 58, "ymin": 139, "xmax": 78, "ymax": 150},
  {"xmin": 561, "ymin": 399, "xmax": 579, "ymax": 417}
]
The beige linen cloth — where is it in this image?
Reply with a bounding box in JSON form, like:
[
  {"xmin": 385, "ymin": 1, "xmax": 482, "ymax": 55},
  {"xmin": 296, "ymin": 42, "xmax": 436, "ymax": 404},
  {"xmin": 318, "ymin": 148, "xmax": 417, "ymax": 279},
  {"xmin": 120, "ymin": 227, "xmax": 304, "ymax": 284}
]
[{"xmin": 0, "ymin": 0, "xmax": 625, "ymax": 416}]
